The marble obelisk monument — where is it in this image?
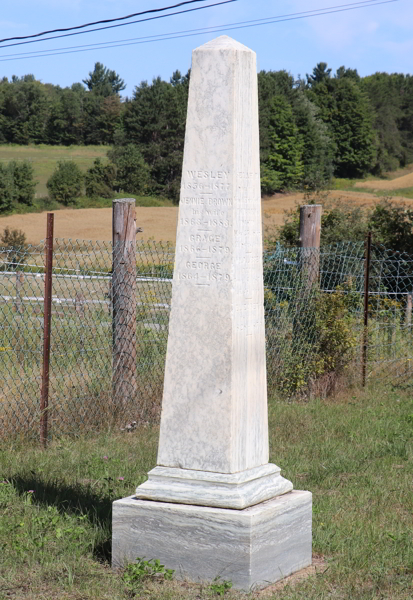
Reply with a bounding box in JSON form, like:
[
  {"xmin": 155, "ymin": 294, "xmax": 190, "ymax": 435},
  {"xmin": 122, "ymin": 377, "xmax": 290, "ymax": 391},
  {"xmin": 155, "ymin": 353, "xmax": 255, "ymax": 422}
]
[{"xmin": 112, "ymin": 36, "xmax": 312, "ymax": 590}]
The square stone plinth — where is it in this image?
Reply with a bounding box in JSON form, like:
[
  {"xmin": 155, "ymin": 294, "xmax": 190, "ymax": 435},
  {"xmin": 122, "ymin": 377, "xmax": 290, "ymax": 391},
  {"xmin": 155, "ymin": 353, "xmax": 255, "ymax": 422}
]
[{"xmin": 112, "ymin": 490, "xmax": 312, "ymax": 591}]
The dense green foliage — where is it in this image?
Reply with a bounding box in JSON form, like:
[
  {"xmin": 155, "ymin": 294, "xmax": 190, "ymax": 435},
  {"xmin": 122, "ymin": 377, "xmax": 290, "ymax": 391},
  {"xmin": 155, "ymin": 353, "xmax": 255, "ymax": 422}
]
[
  {"xmin": 46, "ymin": 161, "xmax": 84, "ymax": 205},
  {"xmin": 0, "ymin": 159, "xmax": 36, "ymax": 212},
  {"xmin": 261, "ymin": 95, "xmax": 304, "ymax": 193},
  {"xmin": 107, "ymin": 145, "xmax": 150, "ymax": 195},
  {"xmin": 121, "ymin": 70, "xmax": 189, "ymax": 202},
  {"xmin": 277, "ymin": 197, "xmax": 413, "ymax": 255},
  {"xmin": 0, "ymin": 61, "xmax": 412, "ymax": 199},
  {"xmin": 84, "ymin": 158, "xmax": 116, "ymax": 199}
]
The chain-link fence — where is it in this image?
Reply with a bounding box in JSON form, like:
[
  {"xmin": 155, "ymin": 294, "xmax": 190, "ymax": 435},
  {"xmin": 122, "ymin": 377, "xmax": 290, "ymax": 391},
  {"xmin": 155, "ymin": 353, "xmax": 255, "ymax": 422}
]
[
  {"xmin": 2, "ymin": 239, "xmax": 413, "ymax": 439},
  {"xmin": 264, "ymin": 241, "xmax": 413, "ymax": 397},
  {"xmin": 1, "ymin": 239, "xmax": 173, "ymax": 438}
]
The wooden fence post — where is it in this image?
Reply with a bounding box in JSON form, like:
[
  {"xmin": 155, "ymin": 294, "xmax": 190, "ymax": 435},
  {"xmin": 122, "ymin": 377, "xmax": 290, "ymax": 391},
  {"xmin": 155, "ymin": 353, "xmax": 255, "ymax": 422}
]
[
  {"xmin": 40, "ymin": 213, "xmax": 54, "ymax": 447},
  {"xmin": 299, "ymin": 204, "xmax": 322, "ymax": 288},
  {"xmin": 112, "ymin": 199, "xmax": 137, "ymax": 409}
]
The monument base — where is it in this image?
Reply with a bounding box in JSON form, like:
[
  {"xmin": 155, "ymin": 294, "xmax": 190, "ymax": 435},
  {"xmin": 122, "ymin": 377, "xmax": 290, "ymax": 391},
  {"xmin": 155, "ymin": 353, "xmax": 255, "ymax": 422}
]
[
  {"xmin": 112, "ymin": 490, "xmax": 312, "ymax": 591},
  {"xmin": 135, "ymin": 463, "xmax": 293, "ymax": 509}
]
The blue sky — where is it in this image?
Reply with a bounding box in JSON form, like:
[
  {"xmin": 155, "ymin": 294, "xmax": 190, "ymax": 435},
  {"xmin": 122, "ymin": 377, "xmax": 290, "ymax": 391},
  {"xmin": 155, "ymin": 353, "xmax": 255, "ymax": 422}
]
[{"xmin": 0, "ymin": 0, "xmax": 411, "ymax": 95}]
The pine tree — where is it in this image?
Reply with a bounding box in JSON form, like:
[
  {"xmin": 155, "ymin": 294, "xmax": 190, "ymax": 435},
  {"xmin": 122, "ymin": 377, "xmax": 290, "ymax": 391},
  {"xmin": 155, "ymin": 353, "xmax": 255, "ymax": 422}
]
[{"xmin": 261, "ymin": 96, "xmax": 304, "ymax": 194}]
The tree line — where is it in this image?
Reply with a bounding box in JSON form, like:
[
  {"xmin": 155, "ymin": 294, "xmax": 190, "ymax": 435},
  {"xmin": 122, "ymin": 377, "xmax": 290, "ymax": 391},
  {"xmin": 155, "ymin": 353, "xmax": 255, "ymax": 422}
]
[{"xmin": 0, "ymin": 61, "xmax": 412, "ymax": 201}]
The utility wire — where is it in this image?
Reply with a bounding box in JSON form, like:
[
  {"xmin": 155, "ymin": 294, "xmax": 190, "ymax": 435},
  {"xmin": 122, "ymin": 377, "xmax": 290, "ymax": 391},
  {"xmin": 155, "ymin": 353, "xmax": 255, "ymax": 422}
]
[
  {"xmin": 1, "ymin": 0, "xmax": 392, "ymax": 58},
  {"xmin": 0, "ymin": 0, "xmax": 237, "ymax": 49},
  {"xmin": 0, "ymin": 0, "xmax": 400, "ymax": 63},
  {"xmin": 0, "ymin": 0, "xmax": 218, "ymax": 43}
]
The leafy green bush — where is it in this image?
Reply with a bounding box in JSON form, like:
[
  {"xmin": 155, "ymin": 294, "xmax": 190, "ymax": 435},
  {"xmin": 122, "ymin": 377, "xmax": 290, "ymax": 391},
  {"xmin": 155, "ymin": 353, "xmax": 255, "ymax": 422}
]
[
  {"xmin": 266, "ymin": 290, "xmax": 358, "ymax": 397},
  {"xmin": 8, "ymin": 161, "xmax": 36, "ymax": 205},
  {"xmin": 0, "ymin": 164, "xmax": 15, "ymax": 213},
  {"xmin": 107, "ymin": 144, "xmax": 150, "ymax": 195},
  {"xmin": 274, "ymin": 196, "xmax": 413, "ymax": 255},
  {"xmin": 85, "ymin": 158, "xmax": 116, "ymax": 199},
  {"xmin": 46, "ymin": 161, "xmax": 84, "ymax": 205},
  {"xmin": 0, "ymin": 226, "xmax": 27, "ymax": 270},
  {"xmin": 0, "ymin": 160, "xmax": 36, "ymax": 212}
]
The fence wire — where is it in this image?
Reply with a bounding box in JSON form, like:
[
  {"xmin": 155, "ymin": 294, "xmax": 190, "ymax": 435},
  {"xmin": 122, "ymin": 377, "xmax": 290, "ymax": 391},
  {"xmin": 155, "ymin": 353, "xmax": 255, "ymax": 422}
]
[
  {"xmin": 0, "ymin": 239, "xmax": 173, "ymax": 438},
  {"xmin": 1, "ymin": 239, "xmax": 413, "ymax": 439}
]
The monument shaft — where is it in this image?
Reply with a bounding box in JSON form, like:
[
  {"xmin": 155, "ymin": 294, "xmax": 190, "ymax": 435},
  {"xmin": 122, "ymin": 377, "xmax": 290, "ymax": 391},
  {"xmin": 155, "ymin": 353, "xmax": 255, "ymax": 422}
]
[
  {"xmin": 113, "ymin": 38, "xmax": 312, "ymax": 589},
  {"xmin": 157, "ymin": 37, "xmax": 268, "ymax": 474}
]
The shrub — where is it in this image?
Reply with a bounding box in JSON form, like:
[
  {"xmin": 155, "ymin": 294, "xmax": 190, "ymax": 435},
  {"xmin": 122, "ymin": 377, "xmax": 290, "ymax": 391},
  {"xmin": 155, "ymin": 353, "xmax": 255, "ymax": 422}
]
[
  {"xmin": 0, "ymin": 164, "xmax": 15, "ymax": 213},
  {"xmin": 46, "ymin": 161, "xmax": 84, "ymax": 205},
  {"xmin": 266, "ymin": 289, "xmax": 358, "ymax": 398},
  {"xmin": 0, "ymin": 226, "xmax": 27, "ymax": 270},
  {"xmin": 8, "ymin": 161, "xmax": 36, "ymax": 206},
  {"xmin": 85, "ymin": 158, "xmax": 116, "ymax": 199},
  {"xmin": 107, "ymin": 145, "xmax": 150, "ymax": 195}
]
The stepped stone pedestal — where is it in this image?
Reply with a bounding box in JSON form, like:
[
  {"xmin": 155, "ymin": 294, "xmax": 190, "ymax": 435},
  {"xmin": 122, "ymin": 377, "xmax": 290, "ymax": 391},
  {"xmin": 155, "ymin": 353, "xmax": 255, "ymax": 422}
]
[{"xmin": 112, "ymin": 35, "xmax": 312, "ymax": 590}]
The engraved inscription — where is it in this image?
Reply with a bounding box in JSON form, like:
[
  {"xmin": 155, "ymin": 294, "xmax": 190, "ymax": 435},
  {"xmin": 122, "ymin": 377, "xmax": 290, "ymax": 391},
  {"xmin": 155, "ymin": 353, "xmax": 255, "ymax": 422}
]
[{"xmin": 177, "ymin": 167, "xmax": 234, "ymax": 285}]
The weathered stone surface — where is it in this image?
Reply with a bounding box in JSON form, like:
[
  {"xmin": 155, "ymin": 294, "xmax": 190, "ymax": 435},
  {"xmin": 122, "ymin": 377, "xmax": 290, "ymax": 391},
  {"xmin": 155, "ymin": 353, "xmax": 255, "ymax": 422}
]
[
  {"xmin": 113, "ymin": 36, "xmax": 312, "ymax": 589},
  {"xmin": 135, "ymin": 464, "xmax": 293, "ymax": 509},
  {"xmin": 112, "ymin": 491, "xmax": 313, "ymax": 591},
  {"xmin": 156, "ymin": 35, "xmax": 269, "ymax": 476}
]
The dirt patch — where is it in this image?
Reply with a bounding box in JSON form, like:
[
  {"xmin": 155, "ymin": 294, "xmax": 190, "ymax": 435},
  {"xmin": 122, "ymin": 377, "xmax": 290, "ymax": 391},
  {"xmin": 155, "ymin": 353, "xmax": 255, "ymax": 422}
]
[
  {"xmin": 2, "ymin": 189, "xmax": 413, "ymax": 245},
  {"xmin": 0, "ymin": 207, "xmax": 179, "ymax": 245},
  {"xmin": 355, "ymin": 171, "xmax": 413, "ymax": 190},
  {"xmin": 254, "ymin": 555, "xmax": 328, "ymax": 596}
]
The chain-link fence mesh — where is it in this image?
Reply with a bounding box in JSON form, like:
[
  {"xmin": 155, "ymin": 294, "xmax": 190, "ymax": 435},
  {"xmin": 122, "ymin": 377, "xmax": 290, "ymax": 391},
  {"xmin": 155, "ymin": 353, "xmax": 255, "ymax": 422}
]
[
  {"xmin": 0, "ymin": 239, "xmax": 173, "ymax": 438},
  {"xmin": 2, "ymin": 239, "xmax": 413, "ymax": 439}
]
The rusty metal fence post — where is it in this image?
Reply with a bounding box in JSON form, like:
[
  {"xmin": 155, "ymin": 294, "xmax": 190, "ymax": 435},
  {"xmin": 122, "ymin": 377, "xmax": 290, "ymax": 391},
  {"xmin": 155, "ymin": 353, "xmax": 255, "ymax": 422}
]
[
  {"xmin": 362, "ymin": 231, "xmax": 372, "ymax": 387},
  {"xmin": 40, "ymin": 213, "xmax": 54, "ymax": 447}
]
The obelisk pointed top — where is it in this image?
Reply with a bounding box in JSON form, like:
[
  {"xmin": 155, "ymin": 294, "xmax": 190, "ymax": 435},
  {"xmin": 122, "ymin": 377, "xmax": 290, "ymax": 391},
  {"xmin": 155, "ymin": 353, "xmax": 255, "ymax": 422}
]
[{"xmin": 195, "ymin": 35, "xmax": 253, "ymax": 53}]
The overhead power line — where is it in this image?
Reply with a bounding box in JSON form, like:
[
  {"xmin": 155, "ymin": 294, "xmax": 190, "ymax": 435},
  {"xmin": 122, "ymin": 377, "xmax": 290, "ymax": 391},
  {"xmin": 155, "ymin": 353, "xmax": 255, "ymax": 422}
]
[
  {"xmin": 0, "ymin": 0, "xmax": 219, "ymax": 44},
  {"xmin": 0, "ymin": 0, "xmax": 400, "ymax": 63},
  {"xmin": 0, "ymin": 0, "xmax": 237, "ymax": 50}
]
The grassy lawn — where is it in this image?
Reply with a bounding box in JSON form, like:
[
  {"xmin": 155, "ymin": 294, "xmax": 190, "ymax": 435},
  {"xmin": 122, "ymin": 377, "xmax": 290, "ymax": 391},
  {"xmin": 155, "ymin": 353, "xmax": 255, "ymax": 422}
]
[
  {"xmin": 0, "ymin": 145, "xmax": 174, "ymax": 215},
  {"xmin": 1, "ymin": 386, "xmax": 412, "ymax": 600},
  {"xmin": 0, "ymin": 145, "xmax": 110, "ymax": 198}
]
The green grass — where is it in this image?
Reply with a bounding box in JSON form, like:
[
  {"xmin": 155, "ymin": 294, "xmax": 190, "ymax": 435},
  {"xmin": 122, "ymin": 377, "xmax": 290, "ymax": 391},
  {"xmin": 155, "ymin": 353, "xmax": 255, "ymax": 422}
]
[
  {"xmin": 1, "ymin": 387, "xmax": 412, "ymax": 599},
  {"xmin": 0, "ymin": 192, "xmax": 173, "ymax": 216},
  {"xmin": 329, "ymin": 178, "xmax": 413, "ymax": 201},
  {"xmin": 0, "ymin": 144, "xmax": 174, "ymax": 214},
  {"xmin": 329, "ymin": 177, "xmax": 373, "ymax": 192},
  {"xmin": 0, "ymin": 144, "xmax": 110, "ymax": 197},
  {"xmin": 375, "ymin": 188, "xmax": 413, "ymax": 200}
]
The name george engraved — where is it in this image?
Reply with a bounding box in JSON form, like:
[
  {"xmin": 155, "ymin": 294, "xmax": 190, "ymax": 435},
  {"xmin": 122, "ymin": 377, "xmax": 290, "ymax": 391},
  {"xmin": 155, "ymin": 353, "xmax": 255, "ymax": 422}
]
[{"xmin": 186, "ymin": 261, "xmax": 221, "ymax": 270}]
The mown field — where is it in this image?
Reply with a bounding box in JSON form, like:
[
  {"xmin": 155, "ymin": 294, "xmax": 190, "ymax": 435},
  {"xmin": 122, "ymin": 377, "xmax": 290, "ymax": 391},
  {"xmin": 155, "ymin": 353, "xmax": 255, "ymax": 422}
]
[
  {"xmin": 0, "ymin": 386, "xmax": 412, "ymax": 600},
  {"xmin": 1, "ymin": 145, "xmax": 413, "ymax": 244},
  {"xmin": 0, "ymin": 145, "xmax": 110, "ymax": 198}
]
